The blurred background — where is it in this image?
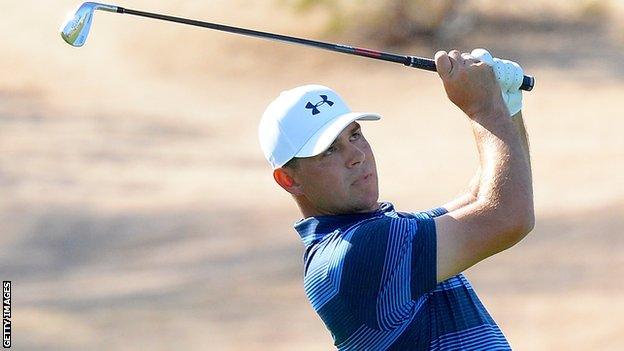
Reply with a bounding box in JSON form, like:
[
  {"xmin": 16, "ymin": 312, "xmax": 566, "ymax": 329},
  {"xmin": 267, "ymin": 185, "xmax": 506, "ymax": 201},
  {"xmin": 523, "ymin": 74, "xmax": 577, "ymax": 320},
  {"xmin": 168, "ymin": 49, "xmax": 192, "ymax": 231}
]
[{"xmin": 1, "ymin": 0, "xmax": 623, "ymax": 349}]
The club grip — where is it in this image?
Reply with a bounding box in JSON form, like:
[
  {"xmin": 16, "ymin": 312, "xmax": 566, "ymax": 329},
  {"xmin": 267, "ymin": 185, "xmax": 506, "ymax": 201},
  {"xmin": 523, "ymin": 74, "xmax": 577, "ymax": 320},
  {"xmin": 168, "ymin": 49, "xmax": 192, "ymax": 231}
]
[{"xmin": 406, "ymin": 56, "xmax": 535, "ymax": 92}]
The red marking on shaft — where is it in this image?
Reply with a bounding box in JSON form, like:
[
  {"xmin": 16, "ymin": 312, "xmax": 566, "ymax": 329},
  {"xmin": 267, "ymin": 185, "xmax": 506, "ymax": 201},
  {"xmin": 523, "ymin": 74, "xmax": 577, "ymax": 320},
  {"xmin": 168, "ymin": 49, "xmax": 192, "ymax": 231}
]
[{"xmin": 354, "ymin": 47, "xmax": 381, "ymax": 57}]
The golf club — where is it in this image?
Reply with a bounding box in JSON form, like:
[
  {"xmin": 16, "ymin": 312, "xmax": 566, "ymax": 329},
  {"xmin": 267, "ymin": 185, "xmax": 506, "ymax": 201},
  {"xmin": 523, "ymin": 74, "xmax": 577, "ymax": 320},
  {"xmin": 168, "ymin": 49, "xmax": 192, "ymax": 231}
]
[{"xmin": 60, "ymin": 2, "xmax": 535, "ymax": 91}]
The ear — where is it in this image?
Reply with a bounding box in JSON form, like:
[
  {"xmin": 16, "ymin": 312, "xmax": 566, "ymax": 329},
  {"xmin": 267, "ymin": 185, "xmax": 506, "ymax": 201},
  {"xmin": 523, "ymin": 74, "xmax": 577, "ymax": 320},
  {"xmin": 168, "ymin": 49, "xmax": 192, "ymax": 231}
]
[{"xmin": 273, "ymin": 168, "xmax": 304, "ymax": 195}]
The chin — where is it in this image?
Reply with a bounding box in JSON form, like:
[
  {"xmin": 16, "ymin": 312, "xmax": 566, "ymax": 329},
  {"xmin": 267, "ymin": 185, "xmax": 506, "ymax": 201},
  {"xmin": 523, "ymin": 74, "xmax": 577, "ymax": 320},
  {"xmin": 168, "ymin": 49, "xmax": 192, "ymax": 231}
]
[{"xmin": 355, "ymin": 195, "xmax": 379, "ymax": 212}]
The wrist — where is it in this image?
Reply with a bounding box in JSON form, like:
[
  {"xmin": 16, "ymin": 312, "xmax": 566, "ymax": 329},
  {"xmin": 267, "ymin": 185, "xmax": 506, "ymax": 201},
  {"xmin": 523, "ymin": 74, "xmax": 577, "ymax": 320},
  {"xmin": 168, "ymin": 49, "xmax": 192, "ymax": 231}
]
[{"xmin": 467, "ymin": 99, "xmax": 510, "ymax": 123}]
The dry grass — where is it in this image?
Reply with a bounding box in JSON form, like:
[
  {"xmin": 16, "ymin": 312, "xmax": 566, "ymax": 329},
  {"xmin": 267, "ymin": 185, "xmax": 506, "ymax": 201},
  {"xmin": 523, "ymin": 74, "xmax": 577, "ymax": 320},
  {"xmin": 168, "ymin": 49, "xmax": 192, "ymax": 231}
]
[{"xmin": 1, "ymin": 1, "xmax": 623, "ymax": 350}]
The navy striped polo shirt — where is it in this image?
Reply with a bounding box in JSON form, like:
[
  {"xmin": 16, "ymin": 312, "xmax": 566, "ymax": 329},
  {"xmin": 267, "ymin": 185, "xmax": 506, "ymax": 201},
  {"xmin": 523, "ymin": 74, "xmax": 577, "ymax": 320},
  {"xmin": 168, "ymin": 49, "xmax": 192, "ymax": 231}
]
[{"xmin": 294, "ymin": 202, "xmax": 510, "ymax": 350}]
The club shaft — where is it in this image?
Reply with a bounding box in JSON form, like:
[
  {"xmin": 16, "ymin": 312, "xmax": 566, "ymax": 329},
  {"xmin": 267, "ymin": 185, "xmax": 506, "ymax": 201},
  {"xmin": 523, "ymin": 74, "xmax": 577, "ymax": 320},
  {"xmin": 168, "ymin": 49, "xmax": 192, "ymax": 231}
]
[{"xmin": 117, "ymin": 7, "xmax": 534, "ymax": 91}]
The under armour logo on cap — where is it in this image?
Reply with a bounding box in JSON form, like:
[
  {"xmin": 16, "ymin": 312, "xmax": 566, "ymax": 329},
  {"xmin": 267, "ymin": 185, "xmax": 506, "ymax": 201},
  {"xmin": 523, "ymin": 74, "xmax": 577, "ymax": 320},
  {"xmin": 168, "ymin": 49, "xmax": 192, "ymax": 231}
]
[
  {"xmin": 305, "ymin": 95, "xmax": 334, "ymax": 115},
  {"xmin": 259, "ymin": 84, "xmax": 382, "ymax": 169}
]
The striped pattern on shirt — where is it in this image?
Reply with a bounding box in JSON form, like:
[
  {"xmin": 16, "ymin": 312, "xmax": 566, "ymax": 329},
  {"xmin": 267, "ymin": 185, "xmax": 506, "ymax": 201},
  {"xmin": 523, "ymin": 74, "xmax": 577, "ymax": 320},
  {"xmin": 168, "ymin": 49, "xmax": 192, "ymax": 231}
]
[{"xmin": 293, "ymin": 202, "xmax": 511, "ymax": 350}]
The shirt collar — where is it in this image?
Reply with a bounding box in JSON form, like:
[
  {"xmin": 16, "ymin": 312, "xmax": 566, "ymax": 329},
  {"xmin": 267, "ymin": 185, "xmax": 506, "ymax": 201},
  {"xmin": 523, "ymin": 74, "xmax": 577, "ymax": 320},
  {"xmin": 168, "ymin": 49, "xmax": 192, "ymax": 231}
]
[{"xmin": 293, "ymin": 202, "xmax": 394, "ymax": 246}]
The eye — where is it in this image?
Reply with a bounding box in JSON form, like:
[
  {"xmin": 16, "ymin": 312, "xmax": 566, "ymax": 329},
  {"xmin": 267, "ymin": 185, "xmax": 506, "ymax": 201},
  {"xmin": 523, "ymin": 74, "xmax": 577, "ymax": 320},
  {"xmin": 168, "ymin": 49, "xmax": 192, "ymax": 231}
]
[
  {"xmin": 323, "ymin": 145, "xmax": 336, "ymax": 156},
  {"xmin": 350, "ymin": 131, "xmax": 361, "ymax": 141}
]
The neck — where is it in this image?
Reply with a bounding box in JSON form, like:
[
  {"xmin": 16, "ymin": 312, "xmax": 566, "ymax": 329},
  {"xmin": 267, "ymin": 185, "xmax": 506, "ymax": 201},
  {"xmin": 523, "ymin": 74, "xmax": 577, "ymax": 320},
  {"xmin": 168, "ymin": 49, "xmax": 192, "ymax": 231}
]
[{"xmin": 293, "ymin": 195, "xmax": 381, "ymax": 218}]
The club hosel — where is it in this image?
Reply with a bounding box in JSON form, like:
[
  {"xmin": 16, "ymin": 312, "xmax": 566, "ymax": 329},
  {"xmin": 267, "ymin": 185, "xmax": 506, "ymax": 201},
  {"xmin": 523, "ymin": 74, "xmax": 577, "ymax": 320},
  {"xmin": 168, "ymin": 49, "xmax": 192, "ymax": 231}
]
[{"xmin": 90, "ymin": 2, "xmax": 119, "ymax": 13}]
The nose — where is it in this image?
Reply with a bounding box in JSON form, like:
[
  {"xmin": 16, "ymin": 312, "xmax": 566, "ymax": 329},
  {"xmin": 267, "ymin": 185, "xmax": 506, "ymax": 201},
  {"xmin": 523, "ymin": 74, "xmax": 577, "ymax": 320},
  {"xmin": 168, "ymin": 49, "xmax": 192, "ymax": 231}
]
[{"xmin": 347, "ymin": 143, "xmax": 366, "ymax": 168}]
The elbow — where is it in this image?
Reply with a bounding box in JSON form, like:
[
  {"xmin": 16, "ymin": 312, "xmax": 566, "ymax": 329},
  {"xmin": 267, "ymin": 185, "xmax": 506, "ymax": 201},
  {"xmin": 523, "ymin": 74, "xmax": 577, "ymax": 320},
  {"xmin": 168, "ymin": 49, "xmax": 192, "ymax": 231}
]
[
  {"xmin": 475, "ymin": 197, "xmax": 536, "ymax": 251},
  {"xmin": 507, "ymin": 206, "xmax": 535, "ymax": 246}
]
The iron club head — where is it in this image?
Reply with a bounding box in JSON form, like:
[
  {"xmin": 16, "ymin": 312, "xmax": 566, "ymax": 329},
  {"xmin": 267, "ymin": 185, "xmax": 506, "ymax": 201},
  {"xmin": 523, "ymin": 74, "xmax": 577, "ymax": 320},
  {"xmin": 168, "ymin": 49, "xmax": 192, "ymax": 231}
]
[{"xmin": 60, "ymin": 2, "xmax": 118, "ymax": 47}]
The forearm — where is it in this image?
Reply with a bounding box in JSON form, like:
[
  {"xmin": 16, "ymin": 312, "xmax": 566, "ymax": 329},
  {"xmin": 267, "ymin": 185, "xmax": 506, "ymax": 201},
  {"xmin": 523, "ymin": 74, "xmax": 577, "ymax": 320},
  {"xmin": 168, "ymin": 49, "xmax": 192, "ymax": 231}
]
[
  {"xmin": 465, "ymin": 111, "xmax": 530, "ymax": 198},
  {"xmin": 511, "ymin": 111, "xmax": 532, "ymax": 179},
  {"xmin": 472, "ymin": 107, "xmax": 534, "ymax": 229}
]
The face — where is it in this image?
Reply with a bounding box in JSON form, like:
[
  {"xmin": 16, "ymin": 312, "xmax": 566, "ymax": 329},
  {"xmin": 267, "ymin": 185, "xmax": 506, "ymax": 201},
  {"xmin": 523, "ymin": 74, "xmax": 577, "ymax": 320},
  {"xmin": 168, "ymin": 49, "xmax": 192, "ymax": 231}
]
[{"xmin": 286, "ymin": 121, "xmax": 379, "ymax": 216}]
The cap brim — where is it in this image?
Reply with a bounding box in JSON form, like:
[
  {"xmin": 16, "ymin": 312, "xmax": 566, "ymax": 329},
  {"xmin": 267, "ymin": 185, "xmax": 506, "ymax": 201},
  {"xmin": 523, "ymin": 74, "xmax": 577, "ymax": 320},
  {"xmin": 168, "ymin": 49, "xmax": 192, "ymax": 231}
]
[{"xmin": 294, "ymin": 112, "xmax": 381, "ymax": 158}]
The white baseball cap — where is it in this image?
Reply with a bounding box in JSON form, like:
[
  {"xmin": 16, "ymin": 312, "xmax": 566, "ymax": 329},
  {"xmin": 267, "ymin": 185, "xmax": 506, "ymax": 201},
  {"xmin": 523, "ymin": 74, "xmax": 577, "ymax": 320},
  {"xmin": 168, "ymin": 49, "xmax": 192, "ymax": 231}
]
[{"xmin": 258, "ymin": 84, "xmax": 381, "ymax": 169}]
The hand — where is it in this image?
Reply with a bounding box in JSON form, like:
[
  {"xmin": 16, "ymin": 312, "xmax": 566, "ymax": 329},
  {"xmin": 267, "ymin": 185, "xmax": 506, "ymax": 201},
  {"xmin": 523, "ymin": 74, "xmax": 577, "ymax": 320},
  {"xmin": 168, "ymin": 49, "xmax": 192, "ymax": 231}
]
[
  {"xmin": 470, "ymin": 48, "xmax": 523, "ymax": 116},
  {"xmin": 435, "ymin": 50, "xmax": 509, "ymax": 121}
]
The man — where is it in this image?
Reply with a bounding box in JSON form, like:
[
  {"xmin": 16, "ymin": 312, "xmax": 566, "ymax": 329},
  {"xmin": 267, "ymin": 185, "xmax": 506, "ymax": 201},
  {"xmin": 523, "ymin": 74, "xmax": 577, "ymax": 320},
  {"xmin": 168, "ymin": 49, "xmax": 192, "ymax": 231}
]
[{"xmin": 258, "ymin": 48, "xmax": 534, "ymax": 350}]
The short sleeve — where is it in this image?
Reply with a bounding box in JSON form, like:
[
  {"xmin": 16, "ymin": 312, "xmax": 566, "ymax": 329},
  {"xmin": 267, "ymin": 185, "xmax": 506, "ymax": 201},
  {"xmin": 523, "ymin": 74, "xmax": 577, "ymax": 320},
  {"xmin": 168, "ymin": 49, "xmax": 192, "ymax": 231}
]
[
  {"xmin": 337, "ymin": 215, "xmax": 438, "ymax": 329},
  {"xmin": 423, "ymin": 206, "xmax": 449, "ymax": 218},
  {"xmin": 407, "ymin": 212, "xmax": 439, "ymax": 296}
]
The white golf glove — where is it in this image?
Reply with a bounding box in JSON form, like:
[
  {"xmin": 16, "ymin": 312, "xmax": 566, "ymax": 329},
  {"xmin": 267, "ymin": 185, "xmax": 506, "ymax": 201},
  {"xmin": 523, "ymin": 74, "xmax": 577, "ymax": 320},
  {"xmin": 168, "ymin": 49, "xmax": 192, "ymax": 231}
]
[{"xmin": 470, "ymin": 48, "xmax": 523, "ymax": 117}]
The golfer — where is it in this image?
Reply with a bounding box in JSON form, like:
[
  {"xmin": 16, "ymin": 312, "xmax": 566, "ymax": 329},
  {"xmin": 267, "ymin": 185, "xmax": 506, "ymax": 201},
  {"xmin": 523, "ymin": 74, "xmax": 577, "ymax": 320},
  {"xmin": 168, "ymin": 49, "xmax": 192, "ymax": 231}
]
[{"xmin": 258, "ymin": 48, "xmax": 534, "ymax": 350}]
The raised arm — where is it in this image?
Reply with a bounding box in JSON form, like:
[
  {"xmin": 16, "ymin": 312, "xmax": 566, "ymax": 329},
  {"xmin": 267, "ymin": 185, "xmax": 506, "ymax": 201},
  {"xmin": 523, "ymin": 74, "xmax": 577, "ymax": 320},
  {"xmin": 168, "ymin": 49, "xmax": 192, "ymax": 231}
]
[
  {"xmin": 433, "ymin": 50, "xmax": 535, "ymax": 283},
  {"xmin": 441, "ymin": 110, "xmax": 531, "ymax": 212}
]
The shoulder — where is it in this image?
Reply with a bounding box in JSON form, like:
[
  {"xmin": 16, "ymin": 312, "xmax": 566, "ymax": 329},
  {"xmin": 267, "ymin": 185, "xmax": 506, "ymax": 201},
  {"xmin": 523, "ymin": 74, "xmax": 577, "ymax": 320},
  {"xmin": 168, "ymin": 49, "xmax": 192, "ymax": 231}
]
[
  {"xmin": 346, "ymin": 214, "xmax": 416, "ymax": 244},
  {"xmin": 341, "ymin": 214, "xmax": 428, "ymax": 270},
  {"xmin": 346, "ymin": 207, "xmax": 446, "ymax": 247},
  {"xmin": 396, "ymin": 207, "xmax": 449, "ymax": 220}
]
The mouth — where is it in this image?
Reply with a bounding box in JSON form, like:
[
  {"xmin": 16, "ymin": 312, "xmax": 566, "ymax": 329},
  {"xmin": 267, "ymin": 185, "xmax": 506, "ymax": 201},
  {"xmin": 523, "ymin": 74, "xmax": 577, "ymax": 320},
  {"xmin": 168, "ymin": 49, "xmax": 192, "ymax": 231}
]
[{"xmin": 353, "ymin": 172, "xmax": 373, "ymax": 185}]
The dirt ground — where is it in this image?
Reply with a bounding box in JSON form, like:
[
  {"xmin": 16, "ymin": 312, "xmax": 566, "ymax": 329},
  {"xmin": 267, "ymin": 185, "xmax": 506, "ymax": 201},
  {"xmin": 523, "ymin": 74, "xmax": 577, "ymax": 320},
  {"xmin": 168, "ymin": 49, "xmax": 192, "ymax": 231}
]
[{"xmin": 1, "ymin": 1, "xmax": 623, "ymax": 350}]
